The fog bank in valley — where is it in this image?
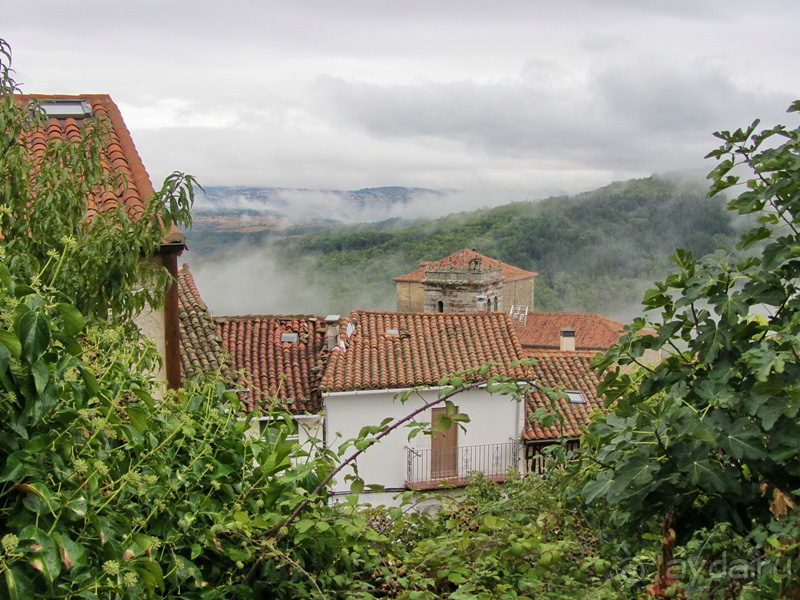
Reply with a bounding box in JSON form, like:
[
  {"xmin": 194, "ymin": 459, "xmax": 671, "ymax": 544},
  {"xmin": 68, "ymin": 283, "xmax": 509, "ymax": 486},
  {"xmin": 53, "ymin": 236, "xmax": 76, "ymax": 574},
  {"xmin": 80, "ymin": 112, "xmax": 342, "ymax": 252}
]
[
  {"xmin": 185, "ymin": 241, "xmax": 401, "ymax": 317},
  {"xmin": 193, "ymin": 186, "xmax": 566, "ymax": 228}
]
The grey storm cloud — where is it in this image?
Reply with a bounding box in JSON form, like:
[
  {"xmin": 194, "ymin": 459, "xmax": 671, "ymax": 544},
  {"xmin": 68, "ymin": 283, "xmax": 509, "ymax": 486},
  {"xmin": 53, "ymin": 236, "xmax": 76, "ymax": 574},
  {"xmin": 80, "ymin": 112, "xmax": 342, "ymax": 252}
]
[
  {"xmin": 6, "ymin": 0, "xmax": 800, "ymax": 196},
  {"xmin": 313, "ymin": 60, "xmax": 792, "ymax": 174}
]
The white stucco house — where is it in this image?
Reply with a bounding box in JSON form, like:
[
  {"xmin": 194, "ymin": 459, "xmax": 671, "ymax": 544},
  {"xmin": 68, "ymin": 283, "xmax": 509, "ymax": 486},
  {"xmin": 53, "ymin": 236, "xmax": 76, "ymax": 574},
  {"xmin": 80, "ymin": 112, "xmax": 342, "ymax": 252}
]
[{"xmin": 319, "ymin": 310, "xmax": 535, "ymax": 506}]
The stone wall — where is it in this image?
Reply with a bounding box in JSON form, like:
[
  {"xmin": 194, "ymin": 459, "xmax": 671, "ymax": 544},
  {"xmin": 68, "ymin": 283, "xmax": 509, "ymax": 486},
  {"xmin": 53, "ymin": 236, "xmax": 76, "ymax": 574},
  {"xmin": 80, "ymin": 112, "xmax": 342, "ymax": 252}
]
[
  {"xmin": 423, "ymin": 267, "xmax": 503, "ymax": 313},
  {"xmin": 395, "ymin": 270, "xmax": 535, "ymax": 314},
  {"xmin": 502, "ymin": 277, "xmax": 535, "ymax": 312},
  {"xmin": 395, "ymin": 281, "xmax": 425, "ymax": 312}
]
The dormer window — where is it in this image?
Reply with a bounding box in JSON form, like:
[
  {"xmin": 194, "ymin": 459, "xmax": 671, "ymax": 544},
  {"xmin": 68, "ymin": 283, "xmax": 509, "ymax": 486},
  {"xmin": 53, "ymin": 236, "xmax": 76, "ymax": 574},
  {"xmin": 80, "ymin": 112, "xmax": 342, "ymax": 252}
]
[
  {"xmin": 565, "ymin": 390, "xmax": 586, "ymax": 404},
  {"xmin": 37, "ymin": 100, "xmax": 92, "ymax": 119}
]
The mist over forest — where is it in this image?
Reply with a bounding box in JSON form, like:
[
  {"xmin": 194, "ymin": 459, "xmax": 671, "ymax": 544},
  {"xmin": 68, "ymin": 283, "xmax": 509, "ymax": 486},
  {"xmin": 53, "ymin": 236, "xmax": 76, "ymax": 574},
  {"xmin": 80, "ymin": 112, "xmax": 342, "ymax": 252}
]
[
  {"xmin": 184, "ymin": 174, "xmax": 741, "ymax": 320},
  {"xmin": 190, "ymin": 185, "xmax": 545, "ymax": 232}
]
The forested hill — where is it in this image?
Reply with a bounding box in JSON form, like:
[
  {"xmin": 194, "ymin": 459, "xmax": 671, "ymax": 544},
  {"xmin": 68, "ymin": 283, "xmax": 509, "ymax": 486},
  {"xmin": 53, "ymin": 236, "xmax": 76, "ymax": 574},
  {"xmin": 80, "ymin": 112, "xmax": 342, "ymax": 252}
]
[{"xmin": 186, "ymin": 176, "xmax": 740, "ymax": 318}]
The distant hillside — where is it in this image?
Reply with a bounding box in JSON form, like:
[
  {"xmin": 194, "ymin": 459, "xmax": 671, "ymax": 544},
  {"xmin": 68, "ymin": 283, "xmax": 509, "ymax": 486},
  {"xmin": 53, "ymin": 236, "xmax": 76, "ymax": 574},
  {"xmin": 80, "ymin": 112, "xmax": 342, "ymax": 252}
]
[
  {"xmin": 186, "ymin": 176, "xmax": 741, "ymax": 318},
  {"xmin": 196, "ymin": 185, "xmax": 439, "ymax": 214},
  {"xmin": 192, "ymin": 185, "xmax": 443, "ymax": 232}
]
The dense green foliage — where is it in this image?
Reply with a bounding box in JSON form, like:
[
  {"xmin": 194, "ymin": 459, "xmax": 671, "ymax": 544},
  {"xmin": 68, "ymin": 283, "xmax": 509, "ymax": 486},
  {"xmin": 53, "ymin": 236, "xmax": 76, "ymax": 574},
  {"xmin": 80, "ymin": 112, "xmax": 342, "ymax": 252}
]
[
  {"xmin": 187, "ymin": 176, "xmax": 739, "ymax": 316},
  {"xmin": 365, "ymin": 474, "xmax": 645, "ymax": 599},
  {"xmin": 572, "ymin": 103, "xmax": 800, "ymax": 596}
]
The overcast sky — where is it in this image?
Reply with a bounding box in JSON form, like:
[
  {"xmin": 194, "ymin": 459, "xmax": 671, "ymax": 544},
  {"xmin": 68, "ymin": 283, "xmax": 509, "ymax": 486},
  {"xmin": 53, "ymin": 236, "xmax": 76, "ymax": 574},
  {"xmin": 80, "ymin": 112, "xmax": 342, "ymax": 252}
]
[{"xmin": 7, "ymin": 1, "xmax": 800, "ymax": 200}]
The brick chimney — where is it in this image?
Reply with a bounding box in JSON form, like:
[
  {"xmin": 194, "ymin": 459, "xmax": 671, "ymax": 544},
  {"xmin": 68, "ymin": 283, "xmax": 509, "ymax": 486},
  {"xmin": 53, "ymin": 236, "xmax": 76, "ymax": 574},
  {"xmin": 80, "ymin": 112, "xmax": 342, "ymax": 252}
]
[{"xmin": 560, "ymin": 327, "xmax": 576, "ymax": 352}]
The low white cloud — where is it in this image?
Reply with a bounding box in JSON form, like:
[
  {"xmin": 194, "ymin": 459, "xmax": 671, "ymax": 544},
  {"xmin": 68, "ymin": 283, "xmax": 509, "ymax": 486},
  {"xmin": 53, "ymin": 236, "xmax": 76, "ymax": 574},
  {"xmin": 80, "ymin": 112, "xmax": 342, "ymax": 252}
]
[
  {"xmin": 193, "ymin": 185, "xmax": 581, "ymax": 227},
  {"xmin": 118, "ymin": 99, "xmax": 241, "ymax": 130}
]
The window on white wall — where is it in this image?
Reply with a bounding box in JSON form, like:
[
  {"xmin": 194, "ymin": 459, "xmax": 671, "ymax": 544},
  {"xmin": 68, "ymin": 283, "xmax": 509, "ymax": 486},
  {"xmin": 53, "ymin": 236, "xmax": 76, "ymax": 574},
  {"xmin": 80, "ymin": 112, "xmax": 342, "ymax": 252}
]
[{"xmin": 258, "ymin": 418, "xmax": 299, "ymax": 443}]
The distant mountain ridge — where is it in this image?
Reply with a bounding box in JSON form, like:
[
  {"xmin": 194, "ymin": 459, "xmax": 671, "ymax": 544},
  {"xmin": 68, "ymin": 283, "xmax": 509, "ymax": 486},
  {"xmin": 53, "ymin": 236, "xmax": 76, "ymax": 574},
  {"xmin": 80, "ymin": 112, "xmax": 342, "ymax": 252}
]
[
  {"xmin": 194, "ymin": 185, "xmax": 442, "ymax": 214},
  {"xmin": 192, "ymin": 185, "xmax": 445, "ymax": 232}
]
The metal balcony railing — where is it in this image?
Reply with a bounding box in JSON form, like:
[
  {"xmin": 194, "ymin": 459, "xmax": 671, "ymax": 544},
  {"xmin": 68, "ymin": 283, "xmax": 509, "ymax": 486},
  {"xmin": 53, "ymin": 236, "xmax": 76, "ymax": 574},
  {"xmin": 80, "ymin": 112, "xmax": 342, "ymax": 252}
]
[{"xmin": 405, "ymin": 442, "xmax": 520, "ymax": 490}]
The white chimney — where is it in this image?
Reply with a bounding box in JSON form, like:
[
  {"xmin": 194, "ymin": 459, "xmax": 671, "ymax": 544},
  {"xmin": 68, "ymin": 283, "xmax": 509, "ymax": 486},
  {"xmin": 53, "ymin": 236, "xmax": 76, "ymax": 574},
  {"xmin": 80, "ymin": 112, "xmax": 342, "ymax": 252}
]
[
  {"xmin": 324, "ymin": 315, "xmax": 340, "ymax": 350},
  {"xmin": 560, "ymin": 327, "xmax": 576, "ymax": 352},
  {"xmin": 326, "ymin": 325, "xmax": 339, "ymax": 350}
]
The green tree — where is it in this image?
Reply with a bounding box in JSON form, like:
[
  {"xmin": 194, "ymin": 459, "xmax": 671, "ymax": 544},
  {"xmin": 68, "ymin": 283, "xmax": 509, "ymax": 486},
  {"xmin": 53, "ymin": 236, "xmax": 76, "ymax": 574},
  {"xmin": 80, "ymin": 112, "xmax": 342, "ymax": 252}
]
[
  {"xmin": 575, "ymin": 102, "xmax": 800, "ymax": 596},
  {"xmin": 0, "ymin": 40, "xmax": 195, "ymax": 321}
]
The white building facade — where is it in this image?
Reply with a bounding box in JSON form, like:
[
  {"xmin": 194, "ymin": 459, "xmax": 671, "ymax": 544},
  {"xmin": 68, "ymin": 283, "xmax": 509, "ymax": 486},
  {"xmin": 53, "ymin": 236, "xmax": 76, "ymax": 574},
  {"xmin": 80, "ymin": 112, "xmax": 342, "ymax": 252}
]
[{"xmin": 324, "ymin": 385, "xmax": 525, "ymax": 506}]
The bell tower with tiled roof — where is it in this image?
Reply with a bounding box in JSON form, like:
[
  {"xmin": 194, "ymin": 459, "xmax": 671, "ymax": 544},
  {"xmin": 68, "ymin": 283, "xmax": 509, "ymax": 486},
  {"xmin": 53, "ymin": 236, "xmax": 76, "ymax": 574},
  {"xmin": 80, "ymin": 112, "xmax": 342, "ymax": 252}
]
[
  {"xmin": 393, "ymin": 249, "xmax": 536, "ymax": 313},
  {"xmin": 422, "ymin": 252, "xmax": 503, "ymax": 313}
]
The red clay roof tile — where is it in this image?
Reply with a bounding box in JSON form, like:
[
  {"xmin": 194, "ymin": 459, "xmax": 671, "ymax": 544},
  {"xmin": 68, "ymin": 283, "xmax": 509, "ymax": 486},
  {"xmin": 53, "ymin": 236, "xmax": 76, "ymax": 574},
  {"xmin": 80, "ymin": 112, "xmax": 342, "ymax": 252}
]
[
  {"xmin": 16, "ymin": 94, "xmax": 184, "ymax": 245},
  {"xmin": 516, "ymin": 311, "xmax": 627, "ymax": 351},
  {"xmin": 177, "ymin": 265, "xmax": 242, "ymax": 389},
  {"xmin": 393, "ymin": 249, "xmax": 537, "ymax": 283},
  {"xmin": 215, "ymin": 314, "xmax": 328, "ymax": 414},
  {"xmin": 523, "ymin": 350, "xmax": 603, "ymax": 441},
  {"xmin": 320, "ymin": 310, "xmax": 532, "ymax": 393}
]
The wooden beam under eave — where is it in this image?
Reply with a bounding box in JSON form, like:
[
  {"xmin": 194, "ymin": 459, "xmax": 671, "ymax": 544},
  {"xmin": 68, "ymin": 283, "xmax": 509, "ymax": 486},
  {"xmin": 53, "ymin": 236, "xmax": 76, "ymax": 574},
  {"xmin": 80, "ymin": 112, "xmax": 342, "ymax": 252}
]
[{"xmin": 159, "ymin": 243, "xmax": 184, "ymax": 390}]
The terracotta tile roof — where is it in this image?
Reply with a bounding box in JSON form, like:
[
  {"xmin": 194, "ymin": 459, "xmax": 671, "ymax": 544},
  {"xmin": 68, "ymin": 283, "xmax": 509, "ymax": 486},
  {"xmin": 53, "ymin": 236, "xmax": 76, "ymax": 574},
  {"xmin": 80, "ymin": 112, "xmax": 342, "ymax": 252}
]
[
  {"xmin": 177, "ymin": 264, "xmax": 240, "ymax": 387},
  {"xmin": 215, "ymin": 315, "xmax": 328, "ymax": 414},
  {"xmin": 320, "ymin": 310, "xmax": 531, "ymax": 393},
  {"xmin": 393, "ymin": 249, "xmax": 537, "ymax": 283},
  {"xmin": 516, "ymin": 311, "xmax": 627, "ymax": 351},
  {"xmin": 523, "ymin": 350, "xmax": 603, "ymax": 441},
  {"xmin": 16, "ymin": 94, "xmax": 184, "ymax": 245}
]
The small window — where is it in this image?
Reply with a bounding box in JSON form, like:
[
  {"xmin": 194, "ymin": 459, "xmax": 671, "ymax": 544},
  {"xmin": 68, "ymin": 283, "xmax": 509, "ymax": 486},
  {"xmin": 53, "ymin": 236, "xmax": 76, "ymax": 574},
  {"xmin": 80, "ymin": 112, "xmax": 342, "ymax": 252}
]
[
  {"xmin": 259, "ymin": 418, "xmax": 299, "ymax": 441},
  {"xmin": 385, "ymin": 329, "xmax": 399, "ymax": 336},
  {"xmin": 280, "ymin": 332, "xmax": 299, "ymax": 343},
  {"xmin": 38, "ymin": 100, "xmax": 92, "ymax": 119},
  {"xmin": 565, "ymin": 390, "xmax": 586, "ymax": 404},
  {"xmin": 437, "ymin": 300, "xmax": 444, "ymax": 313}
]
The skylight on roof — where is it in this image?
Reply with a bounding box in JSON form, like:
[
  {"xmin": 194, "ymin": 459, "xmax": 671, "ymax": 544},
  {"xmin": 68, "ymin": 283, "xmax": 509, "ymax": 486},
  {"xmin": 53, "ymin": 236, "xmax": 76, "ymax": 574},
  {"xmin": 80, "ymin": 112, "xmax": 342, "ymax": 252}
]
[
  {"xmin": 37, "ymin": 100, "xmax": 92, "ymax": 119},
  {"xmin": 565, "ymin": 390, "xmax": 586, "ymax": 404},
  {"xmin": 280, "ymin": 332, "xmax": 299, "ymax": 343}
]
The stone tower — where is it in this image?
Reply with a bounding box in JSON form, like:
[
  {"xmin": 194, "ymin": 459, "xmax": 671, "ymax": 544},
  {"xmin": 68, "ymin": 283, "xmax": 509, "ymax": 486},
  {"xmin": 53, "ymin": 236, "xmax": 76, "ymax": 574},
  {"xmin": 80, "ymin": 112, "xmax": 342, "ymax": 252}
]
[
  {"xmin": 423, "ymin": 254, "xmax": 503, "ymax": 313},
  {"xmin": 394, "ymin": 248, "xmax": 536, "ymax": 313}
]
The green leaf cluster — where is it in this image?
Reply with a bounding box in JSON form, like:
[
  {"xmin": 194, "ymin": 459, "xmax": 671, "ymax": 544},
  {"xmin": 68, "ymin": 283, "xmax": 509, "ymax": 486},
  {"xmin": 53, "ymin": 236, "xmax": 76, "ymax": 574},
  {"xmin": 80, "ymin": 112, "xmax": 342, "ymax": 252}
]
[
  {"xmin": 571, "ymin": 101, "xmax": 800, "ymax": 595},
  {"xmin": 359, "ymin": 475, "xmax": 637, "ymax": 599},
  {"xmin": 0, "ymin": 41, "xmax": 196, "ymax": 322}
]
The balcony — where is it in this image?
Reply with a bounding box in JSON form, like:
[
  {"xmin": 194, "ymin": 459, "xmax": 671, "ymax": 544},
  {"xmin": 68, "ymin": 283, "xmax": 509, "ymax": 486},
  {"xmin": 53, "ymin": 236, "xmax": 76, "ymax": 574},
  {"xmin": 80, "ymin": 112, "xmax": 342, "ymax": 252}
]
[{"xmin": 405, "ymin": 442, "xmax": 521, "ymax": 490}]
